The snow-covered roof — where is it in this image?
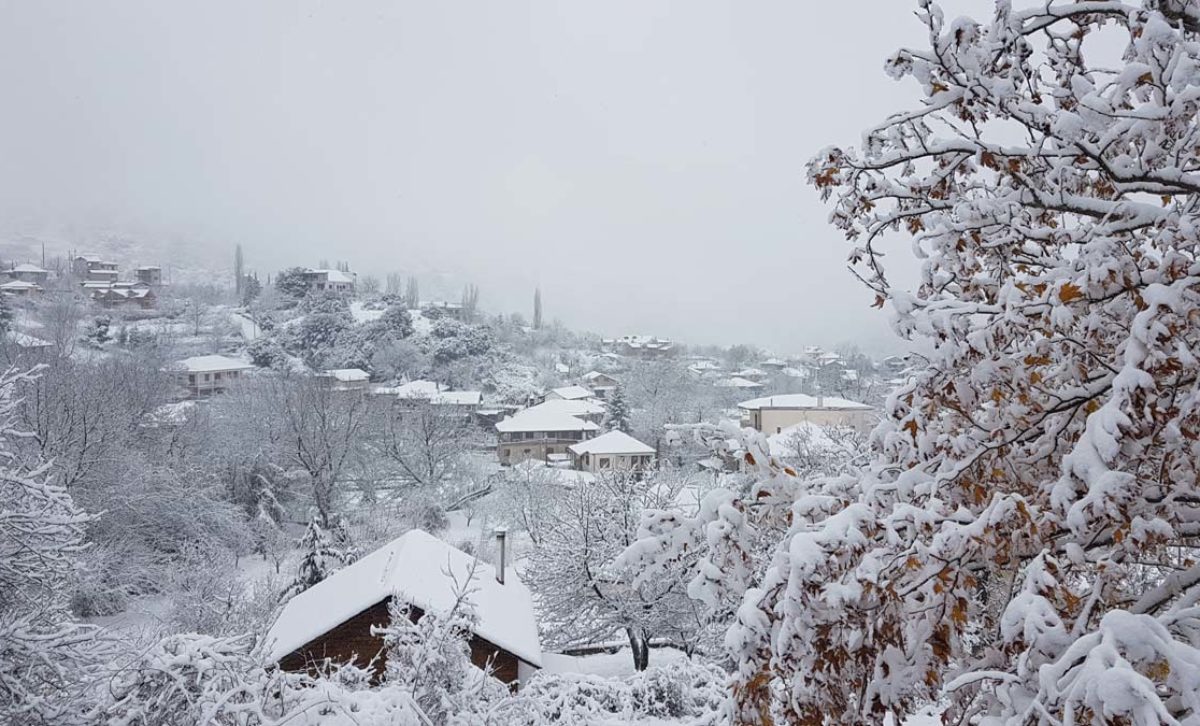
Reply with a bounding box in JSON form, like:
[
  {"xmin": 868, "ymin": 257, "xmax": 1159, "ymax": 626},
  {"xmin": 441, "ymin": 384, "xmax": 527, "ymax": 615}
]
[
  {"xmin": 495, "ymin": 408, "xmax": 600, "ymax": 433},
  {"xmin": 568, "ymin": 430, "xmax": 655, "ymax": 456},
  {"xmin": 322, "ymin": 368, "xmax": 370, "ymax": 382},
  {"xmin": 780, "ymin": 367, "xmax": 809, "ymax": 378},
  {"xmin": 134, "ymin": 265, "xmax": 161, "ymax": 271},
  {"xmin": 737, "ymin": 393, "xmax": 872, "ymax": 411},
  {"xmin": 305, "ymin": 268, "xmax": 355, "ymax": 284},
  {"xmin": 5, "ymin": 332, "xmax": 52, "ymax": 348},
  {"xmin": 0, "ymin": 280, "xmax": 40, "ymax": 290},
  {"xmin": 733, "ymin": 367, "xmax": 768, "ymax": 378},
  {"xmin": 760, "ymin": 358, "xmax": 787, "ymax": 367},
  {"xmin": 526, "ymin": 398, "xmax": 606, "ymax": 418},
  {"xmin": 172, "ymin": 355, "xmax": 254, "ymax": 373},
  {"xmin": 264, "ymin": 529, "xmax": 542, "ymax": 667},
  {"xmin": 715, "ymin": 377, "xmax": 764, "ymax": 389},
  {"xmin": 547, "ymin": 385, "xmax": 594, "ymax": 401},
  {"xmin": 430, "ymin": 390, "xmax": 483, "ymax": 406},
  {"xmin": 581, "ymin": 370, "xmax": 617, "ymax": 383},
  {"xmin": 394, "ymin": 380, "xmax": 444, "ymax": 399},
  {"xmin": 10, "ymin": 263, "xmax": 46, "ymax": 273}
]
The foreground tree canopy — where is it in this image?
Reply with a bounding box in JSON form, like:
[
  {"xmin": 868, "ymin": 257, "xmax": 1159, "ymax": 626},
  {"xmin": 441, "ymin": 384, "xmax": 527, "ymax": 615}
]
[{"xmin": 628, "ymin": 1, "xmax": 1200, "ymax": 724}]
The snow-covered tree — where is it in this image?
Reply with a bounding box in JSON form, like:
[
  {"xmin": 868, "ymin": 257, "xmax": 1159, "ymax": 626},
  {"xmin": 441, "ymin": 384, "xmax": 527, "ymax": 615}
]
[
  {"xmin": 604, "ymin": 385, "xmax": 632, "ymax": 433},
  {"xmin": 528, "ymin": 469, "xmax": 709, "ymax": 671},
  {"xmin": 275, "ymin": 266, "xmax": 310, "ymax": 299},
  {"xmin": 0, "ymin": 368, "xmax": 101, "ymax": 725},
  {"xmin": 281, "ymin": 517, "xmax": 356, "ymax": 601},
  {"xmin": 627, "ymin": 2, "xmax": 1200, "ymax": 723}
]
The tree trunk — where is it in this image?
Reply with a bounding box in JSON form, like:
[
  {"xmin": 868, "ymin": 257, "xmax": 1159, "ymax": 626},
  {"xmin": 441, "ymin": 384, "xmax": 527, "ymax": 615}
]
[{"xmin": 626, "ymin": 627, "xmax": 649, "ymax": 671}]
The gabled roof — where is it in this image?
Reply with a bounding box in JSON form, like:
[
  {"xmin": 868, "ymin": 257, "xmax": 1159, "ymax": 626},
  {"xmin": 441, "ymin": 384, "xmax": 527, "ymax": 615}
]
[
  {"xmin": 0, "ymin": 280, "xmax": 40, "ymax": 290},
  {"xmin": 264, "ymin": 529, "xmax": 542, "ymax": 667},
  {"xmin": 495, "ymin": 408, "xmax": 600, "ymax": 433},
  {"xmin": 581, "ymin": 370, "xmax": 618, "ymax": 383},
  {"xmin": 5, "ymin": 332, "xmax": 52, "ymax": 348},
  {"xmin": 11, "ymin": 263, "xmax": 47, "ymax": 273},
  {"xmin": 394, "ymin": 379, "xmax": 444, "ymax": 399},
  {"xmin": 526, "ymin": 398, "xmax": 606, "ymax": 418},
  {"xmin": 568, "ymin": 430, "xmax": 655, "ymax": 456},
  {"xmin": 737, "ymin": 393, "xmax": 872, "ymax": 411},
  {"xmin": 173, "ymin": 355, "xmax": 254, "ymax": 373},
  {"xmin": 547, "ymin": 385, "xmax": 594, "ymax": 401}
]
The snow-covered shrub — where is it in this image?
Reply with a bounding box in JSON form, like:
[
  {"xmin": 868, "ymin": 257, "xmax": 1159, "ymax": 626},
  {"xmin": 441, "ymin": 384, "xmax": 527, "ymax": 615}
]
[
  {"xmin": 103, "ymin": 632, "xmax": 423, "ymax": 726},
  {"xmin": 280, "ymin": 517, "xmax": 357, "ymax": 601},
  {"xmin": 493, "ymin": 660, "xmax": 726, "ymax": 724},
  {"xmin": 247, "ymin": 335, "xmax": 287, "ymax": 369}
]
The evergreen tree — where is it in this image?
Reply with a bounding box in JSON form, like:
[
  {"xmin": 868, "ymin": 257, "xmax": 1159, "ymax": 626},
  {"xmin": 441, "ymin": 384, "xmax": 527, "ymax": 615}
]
[
  {"xmin": 234, "ymin": 244, "xmax": 244, "ymax": 297},
  {"xmin": 605, "ymin": 385, "xmax": 631, "ymax": 433},
  {"xmin": 281, "ymin": 517, "xmax": 355, "ymax": 601},
  {"xmin": 533, "ymin": 287, "xmax": 543, "ymax": 330},
  {"xmin": 405, "ymin": 276, "xmax": 420, "ymax": 309}
]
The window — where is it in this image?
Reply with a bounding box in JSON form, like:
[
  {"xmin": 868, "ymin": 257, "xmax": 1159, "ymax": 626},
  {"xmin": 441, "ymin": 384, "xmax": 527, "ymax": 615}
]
[
  {"xmin": 203, "ymin": 373, "xmax": 211, "ymax": 381},
  {"xmin": 599, "ymin": 457, "xmax": 610, "ymax": 469}
]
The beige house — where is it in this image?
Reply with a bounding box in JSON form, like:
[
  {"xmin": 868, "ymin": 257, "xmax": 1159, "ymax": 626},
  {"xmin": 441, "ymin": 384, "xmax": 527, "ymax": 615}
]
[
  {"xmin": 72, "ymin": 255, "xmax": 119, "ymax": 282},
  {"xmin": 568, "ymin": 430, "xmax": 655, "ymax": 473},
  {"xmin": 173, "ymin": 355, "xmax": 254, "ymax": 398},
  {"xmin": 496, "ymin": 409, "xmax": 599, "ymax": 465},
  {"xmin": 738, "ymin": 393, "xmax": 876, "ymax": 434}
]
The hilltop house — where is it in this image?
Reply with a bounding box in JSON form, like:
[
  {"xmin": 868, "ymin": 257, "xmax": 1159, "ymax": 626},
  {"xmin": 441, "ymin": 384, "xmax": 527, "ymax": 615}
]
[
  {"xmin": 94, "ymin": 283, "xmax": 156, "ymax": 310},
  {"xmin": 422, "ymin": 300, "xmax": 468, "ymax": 320},
  {"xmin": 496, "ymin": 408, "xmax": 599, "ymax": 465},
  {"xmin": 738, "ymin": 393, "xmax": 876, "ymax": 434},
  {"xmin": 172, "ymin": 355, "xmax": 254, "ymax": 398},
  {"xmin": 4, "ymin": 263, "xmax": 49, "ymax": 286},
  {"xmin": 71, "ymin": 255, "xmax": 119, "ymax": 283},
  {"xmin": 568, "ymin": 430, "xmax": 656, "ymax": 474},
  {"xmin": 301, "ymin": 268, "xmax": 356, "ymax": 294},
  {"xmin": 266, "ymin": 529, "xmax": 542, "ymax": 686},
  {"xmin": 522, "ymin": 398, "xmax": 606, "ymax": 425},
  {"xmin": 602, "ymin": 335, "xmax": 674, "ymax": 359}
]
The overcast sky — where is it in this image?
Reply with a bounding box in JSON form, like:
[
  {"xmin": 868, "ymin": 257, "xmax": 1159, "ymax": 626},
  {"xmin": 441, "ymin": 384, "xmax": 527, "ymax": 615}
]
[{"xmin": 0, "ymin": 1, "xmax": 973, "ymax": 353}]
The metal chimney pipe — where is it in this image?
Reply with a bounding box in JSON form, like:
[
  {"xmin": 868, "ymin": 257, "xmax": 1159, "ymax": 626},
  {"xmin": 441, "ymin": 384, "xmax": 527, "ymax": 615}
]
[{"xmin": 494, "ymin": 528, "xmax": 507, "ymax": 585}]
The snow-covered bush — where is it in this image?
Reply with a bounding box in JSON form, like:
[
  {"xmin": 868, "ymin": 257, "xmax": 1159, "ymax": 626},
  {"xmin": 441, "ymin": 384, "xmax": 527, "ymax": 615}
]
[
  {"xmin": 247, "ymin": 335, "xmax": 287, "ymax": 369},
  {"xmin": 492, "ymin": 660, "xmax": 725, "ymax": 724},
  {"xmin": 103, "ymin": 632, "xmax": 423, "ymax": 726}
]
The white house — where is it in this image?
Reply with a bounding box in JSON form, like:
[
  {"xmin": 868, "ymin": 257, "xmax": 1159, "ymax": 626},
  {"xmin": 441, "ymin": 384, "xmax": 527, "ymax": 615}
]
[
  {"xmin": 265, "ymin": 529, "xmax": 542, "ymax": 686},
  {"xmin": 568, "ymin": 430, "xmax": 656, "ymax": 473},
  {"xmin": 172, "ymin": 355, "xmax": 254, "ymax": 398},
  {"xmin": 4, "ymin": 263, "xmax": 49, "ymax": 285},
  {"xmin": 522, "ymin": 397, "xmax": 606, "ymax": 424},
  {"xmin": 738, "ymin": 393, "xmax": 875, "ymax": 434},
  {"xmin": 496, "ymin": 408, "xmax": 599, "ymax": 465},
  {"xmin": 301, "ymin": 268, "xmax": 356, "ymax": 294}
]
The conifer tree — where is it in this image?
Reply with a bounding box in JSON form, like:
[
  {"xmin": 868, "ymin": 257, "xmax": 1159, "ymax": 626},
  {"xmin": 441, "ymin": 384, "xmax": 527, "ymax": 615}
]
[
  {"xmin": 280, "ymin": 517, "xmax": 356, "ymax": 600},
  {"xmin": 605, "ymin": 385, "xmax": 631, "ymax": 433}
]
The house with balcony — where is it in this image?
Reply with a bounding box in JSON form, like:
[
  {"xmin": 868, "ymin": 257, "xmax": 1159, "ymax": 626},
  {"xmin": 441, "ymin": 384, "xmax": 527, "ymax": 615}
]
[
  {"xmin": 172, "ymin": 355, "xmax": 255, "ymax": 398},
  {"xmin": 300, "ymin": 268, "xmax": 355, "ymax": 294},
  {"xmin": 71, "ymin": 255, "xmax": 119, "ymax": 283},
  {"xmin": 495, "ymin": 408, "xmax": 599, "ymax": 465},
  {"xmin": 133, "ymin": 266, "xmax": 163, "ymax": 286}
]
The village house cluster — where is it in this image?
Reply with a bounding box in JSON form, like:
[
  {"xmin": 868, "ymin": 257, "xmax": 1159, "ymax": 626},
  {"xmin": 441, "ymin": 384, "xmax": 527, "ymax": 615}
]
[{"xmin": 1, "ymin": 254, "xmax": 163, "ymax": 309}]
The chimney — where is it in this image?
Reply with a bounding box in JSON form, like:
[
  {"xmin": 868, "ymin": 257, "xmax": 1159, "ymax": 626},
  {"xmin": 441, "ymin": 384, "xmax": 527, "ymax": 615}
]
[{"xmin": 494, "ymin": 528, "xmax": 507, "ymax": 585}]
